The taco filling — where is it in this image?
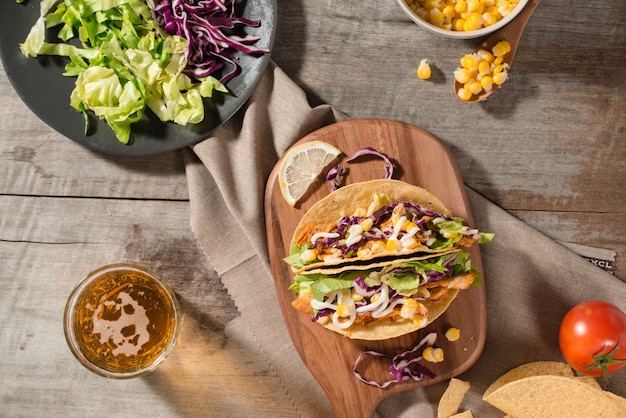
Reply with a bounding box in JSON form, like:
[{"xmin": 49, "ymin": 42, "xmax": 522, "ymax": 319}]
[
  {"xmin": 290, "ymin": 251, "xmax": 479, "ymax": 339},
  {"xmin": 284, "ymin": 179, "xmax": 493, "ymax": 340},
  {"xmin": 285, "ymin": 191, "xmax": 492, "ymax": 272}
]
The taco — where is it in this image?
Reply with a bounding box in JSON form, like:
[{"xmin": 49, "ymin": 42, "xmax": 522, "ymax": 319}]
[
  {"xmin": 284, "ymin": 179, "xmax": 492, "ymax": 273},
  {"xmin": 285, "ymin": 179, "xmax": 493, "ymax": 340},
  {"xmin": 290, "ymin": 250, "xmax": 480, "ymax": 340}
]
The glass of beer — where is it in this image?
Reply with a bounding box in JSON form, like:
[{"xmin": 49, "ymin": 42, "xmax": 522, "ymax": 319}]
[{"xmin": 64, "ymin": 263, "xmax": 180, "ymax": 378}]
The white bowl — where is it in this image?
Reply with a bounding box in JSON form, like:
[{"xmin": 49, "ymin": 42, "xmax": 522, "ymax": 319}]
[{"xmin": 396, "ymin": 0, "xmax": 529, "ymax": 39}]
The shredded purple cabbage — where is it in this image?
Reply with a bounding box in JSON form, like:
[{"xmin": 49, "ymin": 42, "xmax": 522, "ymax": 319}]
[
  {"xmin": 345, "ymin": 146, "xmax": 394, "ymax": 179},
  {"xmin": 327, "ymin": 146, "xmax": 394, "ymax": 191},
  {"xmin": 326, "ymin": 164, "xmax": 347, "ymax": 192},
  {"xmin": 352, "ymin": 331, "xmax": 437, "ymax": 388},
  {"xmin": 148, "ymin": 0, "xmax": 270, "ymax": 83}
]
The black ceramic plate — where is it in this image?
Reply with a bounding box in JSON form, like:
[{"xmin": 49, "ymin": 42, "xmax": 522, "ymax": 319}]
[{"xmin": 0, "ymin": 0, "xmax": 276, "ymax": 155}]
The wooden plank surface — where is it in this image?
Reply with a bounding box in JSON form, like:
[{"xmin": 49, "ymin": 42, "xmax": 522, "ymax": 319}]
[
  {"xmin": 0, "ymin": 0, "xmax": 624, "ymax": 416},
  {"xmin": 0, "ymin": 195, "xmax": 297, "ymax": 417}
]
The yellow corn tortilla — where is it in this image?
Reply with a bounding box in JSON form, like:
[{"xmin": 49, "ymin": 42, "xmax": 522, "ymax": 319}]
[
  {"xmin": 314, "ymin": 288, "xmax": 460, "ymax": 340},
  {"xmin": 483, "ymin": 375, "xmax": 626, "ymax": 417},
  {"xmin": 483, "ymin": 361, "xmax": 575, "ymax": 399},
  {"xmin": 290, "ymin": 179, "xmax": 454, "ymax": 273}
]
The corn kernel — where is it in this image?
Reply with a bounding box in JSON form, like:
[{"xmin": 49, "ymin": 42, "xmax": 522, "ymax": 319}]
[
  {"xmin": 386, "ymin": 239, "xmax": 401, "ymax": 251},
  {"xmin": 400, "ymin": 299, "xmax": 419, "ymax": 318},
  {"xmin": 351, "ymin": 291, "xmax": 364, "ymax": 302},
  {"xmin": 442, "ymin": 5, "xmax": 456, "ymax": 18},
  {"xmin": 336, "ymin": 303, "xmax": 351, "ymax": 317},
  {"xmin": 468, "ymin": 81, "xmax": 482, "ymax": 95},
  {"xmin": 454, "ymin": 67, "xmax": 473, "ymax": 84},
  {"xmin": 371, "ymin": 240, "xmax": 386, "ymax": 253},
  {"xmin": 413, "ymin": 314, "xmax": 428, "ymax": 328},
  {"xmin": 429, "ymin": 8, "xmax": 445, "ymax": 24},
  {"xmin": 300, "ymin": 249, "xmax": 317, "ymax": 262},
  {"xmin": 463, "ymin": 12, "xmax": 483, "ymax": 30},
  {"xmin": 493, "ymin": 55, "xmax": 504, "ymax": 65},
  {"xmin": 460, "ymin": 54, "xmax": 478, "ymax": 71},
  {"xmin": 476, "ymin": 49, "xmax": 494, "ymax": 63},
  {"xmin": 480, "ymin": 75, "xmax": 494, "ymax": 91},
  {"xmin": 423, "ymin": 346, "xmax": 445, "ymax": 363},
  {"xmin": 457, "ymin": 87, "xmax": 472, "ymax": 101},
  {"xmin": 454, "ymin": 0, "xmax": 467, "ymax": 13},
  {"xmin": 445, "ymin": 327, "xmax": 461, "ymax": 341},
  {"xmin": 417, "ymin": 58, "xmax": 432, "ymax": 80},
  {"xmin": 467, "ymin": 0, "xmax": 480, "ymax": 12},
  {"xmin": 483, "ymin": 11, "xmax": 498, "ymax": 26},
  {"xmin": 492, "ymin": 40, "xmax": 511, "ymax": 57},
  {"xmin": 452, "ymin": 18, "xmax": 465, "ymax": 31},
  {"xmin": 424, "ymin": 0, "xmax": 440, "ymax": 10},
  {"xmin": 493, "ymin": 71, "xmax": 508, "ymax": 85},
  {"xmin": 478, "ymin": 60, "xmax": 491, "ymax": 76},
  {"xmin": 359, "ymin": 218, "xmax": 374, "ymax": 232}
]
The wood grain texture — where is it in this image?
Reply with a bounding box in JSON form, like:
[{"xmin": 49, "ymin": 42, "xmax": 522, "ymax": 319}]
[
  {"xmin": 0, "ymin": 195, "xmax": 296, "ymax": 417},
  {"xmin": 0, "ymin": 0, "xmax": 624, "ymax": 416},
  {"xmin": 265, "ymin": 119, "xmax": 486, "ymax": 418}
]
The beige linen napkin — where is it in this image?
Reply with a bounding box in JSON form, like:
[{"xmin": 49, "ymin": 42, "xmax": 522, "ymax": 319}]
[{"xmin": 184, "ymin": 62, "xmax": 625, "ymax": 417}]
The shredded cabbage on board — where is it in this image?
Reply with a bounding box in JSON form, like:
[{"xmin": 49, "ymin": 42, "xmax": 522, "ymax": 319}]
[{"xmin": 20, "ymin": 0, "xmax": 267, "ymax": 144}]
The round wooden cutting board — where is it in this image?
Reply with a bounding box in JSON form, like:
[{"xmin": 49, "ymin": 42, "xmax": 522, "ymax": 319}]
[{"xmin": 264, "ymin": 119, "xmax": 487, "ymax": 418}]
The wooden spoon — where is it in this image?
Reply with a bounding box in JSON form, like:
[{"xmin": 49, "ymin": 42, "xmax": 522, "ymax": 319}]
[{"xmin": 454, "ymin": 0, "xmax": 542, "ymax": 103}]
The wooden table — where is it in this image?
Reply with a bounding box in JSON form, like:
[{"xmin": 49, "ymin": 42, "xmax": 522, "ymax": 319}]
[{"xmin": 1, "ymin": 0, "xmax": 624, "ymax": 416}]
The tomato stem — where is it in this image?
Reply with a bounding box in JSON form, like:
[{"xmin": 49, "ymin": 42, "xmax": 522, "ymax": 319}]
[{"xmin": 586, "ymin": 341, "xmax": 626, "ymax": 378}]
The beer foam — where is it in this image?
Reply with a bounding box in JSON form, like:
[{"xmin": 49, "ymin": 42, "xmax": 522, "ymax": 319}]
[{"xmin": 92, "ymin": 291, "xmax": 150, "ymax": 357}]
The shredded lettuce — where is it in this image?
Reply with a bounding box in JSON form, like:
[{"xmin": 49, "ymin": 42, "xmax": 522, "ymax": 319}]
[{"xmin": 20, "ymin": 0, "xmax": 229, "ymax": 144}]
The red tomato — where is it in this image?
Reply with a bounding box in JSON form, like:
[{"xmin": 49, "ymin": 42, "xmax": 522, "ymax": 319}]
[{"xmin": 559, "ymin": 301, "xmax": 626, "ymax": 377}]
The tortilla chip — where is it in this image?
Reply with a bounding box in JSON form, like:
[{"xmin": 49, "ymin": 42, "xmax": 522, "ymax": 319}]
[
  {"xmin": 450, "ymin": 411, "xmax": 473, "ymax": 418},
  {"xmin": 484, "ymin": 375, "xmax": 625, "ymax": 417},
  {"xmin": 438, "ymin": 378, "xmax": 470, "ymax": 418},
  {"xmin": 483, "ymin": 361, "xmax": 575, "ymax": 399}
]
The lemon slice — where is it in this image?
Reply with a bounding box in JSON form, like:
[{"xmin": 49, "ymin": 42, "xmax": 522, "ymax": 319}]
[{"xmin": 278, "ymin": 141, "xmax": 342, "ymax": 206}]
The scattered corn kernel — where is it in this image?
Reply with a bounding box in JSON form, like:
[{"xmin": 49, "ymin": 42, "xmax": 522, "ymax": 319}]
[
  {"xmin": 417, "ymin": 58, "xmax": 432, "ymax": 80},
  {"xmin": 423, "ymin": 346, "xmax": 445, "ymax": 363},
  {"xmin": 445, "ymin": 327, "xmax": 461, "ymax": 341},
  {"xmin": 455, "ymin": 41, "xmax": 510, "ymax": 101}
]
